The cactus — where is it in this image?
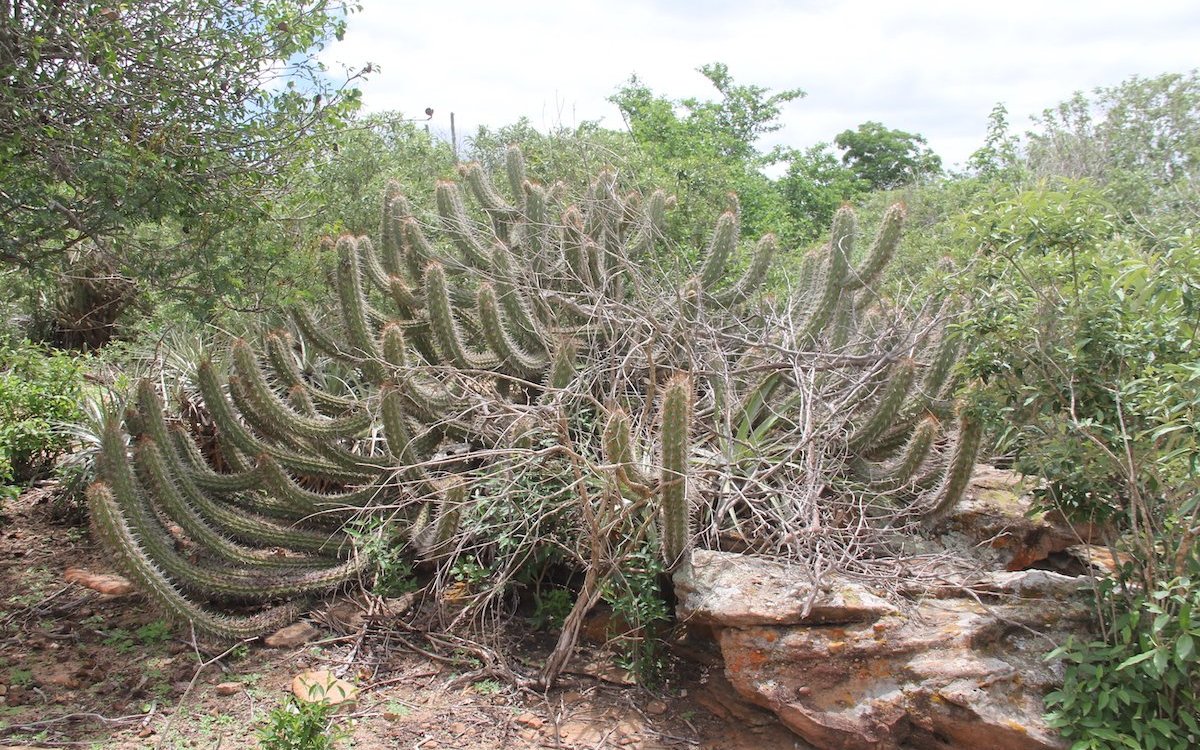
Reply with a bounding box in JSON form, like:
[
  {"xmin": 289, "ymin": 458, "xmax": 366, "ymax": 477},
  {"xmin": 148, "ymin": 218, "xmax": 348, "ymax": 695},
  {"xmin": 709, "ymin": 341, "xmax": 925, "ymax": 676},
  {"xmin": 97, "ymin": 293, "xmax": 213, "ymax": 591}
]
[
  {"xmin": 658, "ymin": 376, "xmax": 693, "ymax": 569},
  {"xmin": 90, "ymin": 148, "xmax": 974, "ymax": 653}
]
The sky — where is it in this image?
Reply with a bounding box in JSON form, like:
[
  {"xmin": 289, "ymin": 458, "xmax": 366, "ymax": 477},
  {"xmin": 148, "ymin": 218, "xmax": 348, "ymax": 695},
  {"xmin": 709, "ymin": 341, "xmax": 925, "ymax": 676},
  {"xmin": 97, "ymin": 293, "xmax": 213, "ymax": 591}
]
[{"xmin": 326, "ymin": 0, "xmax": 1200, "ymax": 170}]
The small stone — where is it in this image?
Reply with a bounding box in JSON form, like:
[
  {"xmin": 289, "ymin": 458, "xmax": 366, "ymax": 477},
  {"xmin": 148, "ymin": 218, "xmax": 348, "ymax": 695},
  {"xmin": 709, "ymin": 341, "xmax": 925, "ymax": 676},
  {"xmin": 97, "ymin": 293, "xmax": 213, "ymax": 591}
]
[
  {"xmin": 645, "ymin": 699, "xmax": 668, "ymax": 716},
  {"xmin": 264, "ymin": 621, "xmax": 320, "ymax": 648},
  {"xmin": 514, "ymin": 712, "xmax": 544, "ymax": 729},
  {"xmin": 291, "ymin": 670, "xmax": 357, "ymax": 705},
  {"xmin": 64, "ymin": 567, "xmax": 134, "ymax": 596},
  {"xmin": 449, "ymin": 722, "xmax": 467, "ymax": 734},
  {"xmin": 214, "ymin": 682, "xmax": 241, "ymax": 696}
]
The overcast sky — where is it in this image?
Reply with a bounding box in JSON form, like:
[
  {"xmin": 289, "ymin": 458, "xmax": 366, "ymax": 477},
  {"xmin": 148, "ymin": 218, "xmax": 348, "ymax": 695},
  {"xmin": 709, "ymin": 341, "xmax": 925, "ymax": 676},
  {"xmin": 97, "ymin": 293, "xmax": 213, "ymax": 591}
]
[{"xmin": 328, "ymin": 0, "xmax": 1200, "ymax": 170}]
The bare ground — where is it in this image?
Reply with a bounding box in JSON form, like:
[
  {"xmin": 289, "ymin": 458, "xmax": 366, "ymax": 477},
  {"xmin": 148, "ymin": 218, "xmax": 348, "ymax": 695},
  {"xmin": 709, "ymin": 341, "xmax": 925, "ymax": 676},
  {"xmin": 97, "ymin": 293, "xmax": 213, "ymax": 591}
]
[{"xmin": 0, "ymin": 484, "xmax": 806, "ymax": 750}]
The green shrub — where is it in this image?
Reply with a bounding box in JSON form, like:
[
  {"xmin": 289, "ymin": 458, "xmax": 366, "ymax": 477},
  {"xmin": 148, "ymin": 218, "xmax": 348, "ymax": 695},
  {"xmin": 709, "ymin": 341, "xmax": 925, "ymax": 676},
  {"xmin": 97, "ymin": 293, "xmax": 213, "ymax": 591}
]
[
  {"xmin": 258, "ymin": 697, "xmax": 345, "ymax": 750},
  {"xmin": 0, "ymin": 340, "xmax": 86, "ymax": 499},
  {"xmin": 1045, "ymin": 577, "xmax": 1200, "ymax": 750}
]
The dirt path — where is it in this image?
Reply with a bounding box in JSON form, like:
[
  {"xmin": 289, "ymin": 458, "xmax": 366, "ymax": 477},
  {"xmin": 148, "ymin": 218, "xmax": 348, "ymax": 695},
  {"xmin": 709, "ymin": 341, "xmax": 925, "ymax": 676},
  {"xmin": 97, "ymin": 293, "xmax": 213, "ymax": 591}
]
[{"xmin": 0, "ymin": 485, "xmax": 805, "ymax": 749}]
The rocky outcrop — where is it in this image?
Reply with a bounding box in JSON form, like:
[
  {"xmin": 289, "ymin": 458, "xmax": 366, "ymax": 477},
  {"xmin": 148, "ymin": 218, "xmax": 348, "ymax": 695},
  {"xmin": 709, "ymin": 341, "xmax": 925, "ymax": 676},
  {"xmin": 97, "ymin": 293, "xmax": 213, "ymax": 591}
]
[{"xmin": 675, "ymin": 467, "xmax": 1100, "ymax": 750}]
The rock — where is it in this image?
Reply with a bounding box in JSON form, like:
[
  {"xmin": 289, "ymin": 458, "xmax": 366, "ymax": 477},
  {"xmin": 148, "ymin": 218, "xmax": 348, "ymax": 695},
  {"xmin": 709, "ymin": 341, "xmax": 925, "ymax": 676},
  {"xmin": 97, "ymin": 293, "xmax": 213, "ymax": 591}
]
[
  {"xmin": 675, "ymin": 550, "xmax": 897, "ymax": 628},
  {"xmin": 937, "ymin": 465, "xmax": 1103, "ymax": 572},
  {"xmin": 214, "ymin": 682, "xmax": 241, "ymax": 696},
  {"xmin": 680, "ymin": 550, "xmax": 1092, "ymax": 750},
  {"xmin": 515, "ymin": 712, "xmax": 544, "ymax": 729},
  {"xmin": 264, "ymin": 621, "xmax": 320, "ymax": 648},
  {"xmin": 64, "ymin": 567, "xmax": 134, "ymax": 596},
  {"xmin": 645, "ymin": 699, "xmax": 668, "ymax": 716},
  {"xmin": 291, "ymin": 670, "xmax": 357, "ymax": 705}
]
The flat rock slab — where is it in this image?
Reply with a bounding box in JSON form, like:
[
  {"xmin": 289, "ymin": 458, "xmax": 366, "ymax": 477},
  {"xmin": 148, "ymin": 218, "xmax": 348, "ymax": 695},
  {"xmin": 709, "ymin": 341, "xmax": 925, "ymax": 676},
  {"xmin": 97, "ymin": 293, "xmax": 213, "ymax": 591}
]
[
  {"xmin": 676, "ymin": 549, "xmax": 1092, "ymax": 750},
  {"xmin": 675, "ymin": 550, "xmax": 898, "ymax": 628}
]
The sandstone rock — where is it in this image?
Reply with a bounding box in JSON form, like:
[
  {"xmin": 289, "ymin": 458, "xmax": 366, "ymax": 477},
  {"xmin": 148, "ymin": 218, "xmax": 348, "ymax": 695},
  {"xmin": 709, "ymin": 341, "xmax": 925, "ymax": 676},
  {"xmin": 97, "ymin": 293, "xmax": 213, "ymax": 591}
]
[
  {"xmin": 937, "ymin": 465, "xmax": 1103, "ymax": 572},
  {"xmin": 214, "ymin": 681, "xmax": 241, "ymax": 696},
  {"xmin": 678, "ymin": 551, "xmax": 1092, "ymax": 750},
  {"xmin": 263, "ymin": 621, "xmax": 320, "ymax": 648},
  {"xmin": 675, "ymin": 550, "xmax": 897, "ymax": 628},
  {"xmin": 64, "ymin": 567, "xmax": 134, "ymax": 596},
  {"xmin": 291, "ymin": 669, "xmax": 357, "ymax": 705}
]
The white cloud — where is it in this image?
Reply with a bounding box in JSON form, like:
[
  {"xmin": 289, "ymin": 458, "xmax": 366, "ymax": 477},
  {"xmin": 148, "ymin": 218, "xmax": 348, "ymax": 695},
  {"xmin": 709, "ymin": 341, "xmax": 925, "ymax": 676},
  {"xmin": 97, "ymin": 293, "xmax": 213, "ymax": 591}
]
[{"xmin": 325, "ymin": 0, "xmax": 1200, "ymax": 169}]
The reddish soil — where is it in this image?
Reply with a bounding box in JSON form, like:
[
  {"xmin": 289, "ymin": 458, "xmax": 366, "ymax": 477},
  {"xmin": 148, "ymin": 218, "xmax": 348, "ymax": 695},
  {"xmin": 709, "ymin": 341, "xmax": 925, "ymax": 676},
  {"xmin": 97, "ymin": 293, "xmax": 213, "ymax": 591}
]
[{"xmin": 0, "ymin": 484, "xmax": 808, "ymax": 749}]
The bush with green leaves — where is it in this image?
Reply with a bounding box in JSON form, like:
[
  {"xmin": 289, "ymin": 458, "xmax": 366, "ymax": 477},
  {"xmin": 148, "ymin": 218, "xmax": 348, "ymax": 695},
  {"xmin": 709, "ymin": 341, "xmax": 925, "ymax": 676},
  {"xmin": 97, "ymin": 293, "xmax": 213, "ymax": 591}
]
[
  {"xmin": 1045, "ymin": 576, "xmax": 1200, "ymax": 750},
  {"xmin": 0, "ymin": 339, "xmax": 86, "ymax": 498},
  {"xmin": 258, "ymin": 697, "xmax": 345, "ymax": 750}
]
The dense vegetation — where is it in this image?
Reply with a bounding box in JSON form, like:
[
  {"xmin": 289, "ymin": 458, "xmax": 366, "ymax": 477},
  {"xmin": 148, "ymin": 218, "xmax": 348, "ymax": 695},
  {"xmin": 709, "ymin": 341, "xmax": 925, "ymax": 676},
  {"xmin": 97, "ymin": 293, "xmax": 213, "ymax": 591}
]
[{"xmin": 1, "ymin": 3, "xmax": 1196, "ymax": 746}]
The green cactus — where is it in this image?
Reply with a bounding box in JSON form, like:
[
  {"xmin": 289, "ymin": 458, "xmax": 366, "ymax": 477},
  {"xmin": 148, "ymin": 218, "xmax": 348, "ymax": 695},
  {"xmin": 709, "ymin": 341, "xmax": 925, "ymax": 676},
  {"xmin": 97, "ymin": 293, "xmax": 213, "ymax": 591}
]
[
  {"xmin": 658, "ymin": 375, "xmax": 693, "ymax": 569},
  {"xmin": 89, "ymin": 148, "xmax": 975, "ymax": 653}
]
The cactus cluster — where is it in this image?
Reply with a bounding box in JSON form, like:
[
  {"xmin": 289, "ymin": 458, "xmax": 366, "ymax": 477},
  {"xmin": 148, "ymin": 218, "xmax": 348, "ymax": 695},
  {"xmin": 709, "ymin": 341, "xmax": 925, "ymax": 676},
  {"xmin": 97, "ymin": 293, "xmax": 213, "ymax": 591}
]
[{"xmin": 89, "ymin": 147, "xmax": 978, "ymax": 648}]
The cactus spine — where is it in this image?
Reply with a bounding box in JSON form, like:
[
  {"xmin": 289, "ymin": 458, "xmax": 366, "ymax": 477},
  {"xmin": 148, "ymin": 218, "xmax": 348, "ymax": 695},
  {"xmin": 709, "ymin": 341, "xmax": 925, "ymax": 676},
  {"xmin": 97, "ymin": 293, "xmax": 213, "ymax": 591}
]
[{"xmin": 658, "ymin": 376, "xmax": 692, "ymax": 569}]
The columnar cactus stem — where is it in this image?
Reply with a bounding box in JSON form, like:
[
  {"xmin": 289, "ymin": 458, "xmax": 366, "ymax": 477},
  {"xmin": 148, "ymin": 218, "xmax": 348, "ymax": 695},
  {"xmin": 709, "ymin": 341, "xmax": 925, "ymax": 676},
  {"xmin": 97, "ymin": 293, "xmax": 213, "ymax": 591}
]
[
  {"xmin": 699, "ymin": 210, "xmax": 739, "ymax": 291},
  {"xmin": 849, "ymin": 359, "xmax": 917, "ymax": 454},
  {"xmin": 922, "ymin": 406, "xmax": 983, "ymax": 522},
  {"xmin": 87, "ymin": 483, "xmax": 306, "ymax": 640},
  {"xmin": 659, "ymin": 375, "xmax": 692, "ymax": 569},
  {"xmin": 843, "ymin": 203, "xmax": 905, "ymax": 292}
]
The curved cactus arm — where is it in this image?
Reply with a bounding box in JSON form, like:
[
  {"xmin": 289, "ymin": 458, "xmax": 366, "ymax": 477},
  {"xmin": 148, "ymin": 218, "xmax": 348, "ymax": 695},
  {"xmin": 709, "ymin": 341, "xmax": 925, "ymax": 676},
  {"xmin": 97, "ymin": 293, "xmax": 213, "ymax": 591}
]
[
  {"xmin": 799, "ymin": 208, "xmax": 855, "ymax": 342},
  {"xmin": 256, "ymin": 453, "xmax": 392, "ymax": 514},
  {"xmin": 335, "ymin": 237, "xmax": 387, "ymax": 382},
  {"xmin": 435, "ymin": 180, "xmax": 493, "ymax": 269},
  {"xmin": 505, "ymin": 146, "xmax": 527, "ymax": 205},
  {"xmin": 848, "ymin": 359, "xmax": 917, "ymax": 454},
  {"xmin": 379, "ymin": 180, "xmax": 409, "ymax": 277},
  {"xmin": 415, "ymin": 478, "xmax": 466, "ymax": 561},
  {"xmin": 135, "ymin": 437, "xmax": 341, "ymax": 568},
  {"xmin": 293, "ymin": 306, "xmax": 360, "ymax": 365},
  {"xmin": 489, "ymin": 243, "xmax": 548, "ymax": 355},
  {"xmin": 197, "ymin": 359, "xmax": 377, "ymax": 483},
  {"xmin": 842, "ymin": 203, "xmax": 905, "ymax": 292},
  {"xmin": 545, "ymin": 338, "xmax": 578, "ymax": 393},
  {"xmin": 522, "ymin": 181, "xmax": 551, "ymax": 258},
  {"xmin": 827, "ymin": 294, "xmax": 857, "ymax": 352},
  {"xmin": 423, "ymin": 261, "xmax": 500, "ymax": 370},
  {"xmin": 100, "ymin": 420, "xmax": 351, "ymax": 601},
  {"xmin": 698, "ymin": 210, "xmax": 740, "ymax": 291},
  {"xmin": 658, "ymin": 375, "xmax": 693, "ymax": 569},
  {"xmin": 232, "ymin": 339, "xmax": 371, "ymax": 441},
  {"xmin": 561, "ymin": 205, "xmax": 595, "ymax": 290},
  {"xmin": 264, "ymin": 332, "xmax": 359, "ymax": 414},
  {"xmin": 477, "ymin": 283, "xmax": 549, "ymax": 379},
  {"xmin": 161, "ymin": 427, "xmax": 350, "ymax": 550},
  {"xmin": 87, "ymin": 483, "xmax": 307, "ymax": 640},
  {"xmin": 712, "ymin": 233, "xmax": 777, "ymax": 307},
  {"xmin": 852, "ymin": 413, "xmax": 941, "ymax": 491},
  {"xmin": 921, "ymin": 406, "xmax": 983, "ymax": 523},
  {"xmin": 460, "ymin": 162, "xmax": 520, "ymax": 241},
  {"xmin": 357, "ymin": 236, "xmax": 394, "ymax": 296},
  {"xmin": 399, "ymin": 216, "xmax": 439, "ymax": 279}
]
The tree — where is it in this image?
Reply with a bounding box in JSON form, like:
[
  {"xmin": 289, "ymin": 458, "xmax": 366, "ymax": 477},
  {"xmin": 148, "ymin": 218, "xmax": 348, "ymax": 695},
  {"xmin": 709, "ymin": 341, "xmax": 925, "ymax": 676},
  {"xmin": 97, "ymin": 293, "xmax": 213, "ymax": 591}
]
[
  {"xmin": 0, "ymin": 1, "xmax": 367, "ymax": 319},
  {"xmin": 610, "ymin": 63, "xmax": 804, "ymax": 244},
  {"xmin": 779, "ymin": 143, "xmax": 869, "ymax": 241},
  {"xmin": 1026, "ymin": 71, "xmax": 1200, "ymax": 212},
  {"xmin": 834, "ymin": 121, "xmax": 942, "ymax": 190}
]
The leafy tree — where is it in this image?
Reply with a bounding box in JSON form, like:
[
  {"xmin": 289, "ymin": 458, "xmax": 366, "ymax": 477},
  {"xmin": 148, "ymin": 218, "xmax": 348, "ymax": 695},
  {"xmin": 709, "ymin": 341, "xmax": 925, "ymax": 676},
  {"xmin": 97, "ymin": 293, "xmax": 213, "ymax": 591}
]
[
  {"xmin": 779, "ymin": 143, "xmax": 869, "ymax": 240},
  {"xmin": 0, "ymin": 1, "xmax": 367, "ymax": 335},
  {"xmin": 834, "ymin": 121, "xmax": 942, "ymax": 190},
  {"xmin": 1027, "ymin": 71, "xmax": 1200, "ymax": 212},
  {"xmin": 610, "ymin": 63, "xmax": 804, "ymax": 245}
]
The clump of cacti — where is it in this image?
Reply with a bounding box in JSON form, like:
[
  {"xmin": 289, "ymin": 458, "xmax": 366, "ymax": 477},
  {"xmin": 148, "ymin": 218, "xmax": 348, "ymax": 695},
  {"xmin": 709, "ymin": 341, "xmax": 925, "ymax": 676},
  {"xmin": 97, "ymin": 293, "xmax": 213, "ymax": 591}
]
[{"xmin": 89, "ymin": 148, "xmax": 977, "ymax": 682}]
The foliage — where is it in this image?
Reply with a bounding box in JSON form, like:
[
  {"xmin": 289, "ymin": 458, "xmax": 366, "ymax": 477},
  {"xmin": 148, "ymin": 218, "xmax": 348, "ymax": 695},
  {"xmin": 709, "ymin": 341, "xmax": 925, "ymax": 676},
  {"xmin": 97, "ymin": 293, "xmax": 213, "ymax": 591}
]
[
  {"xmin": 610, "ymin": 63, "xmax": 803, "ymax": 245},
  {"xmin": 834, "ymin": 121, "xmax": 943, "ymax": 190},
  {"xmin": 600, "ymin": 544, "xmax": 670, "ymax": 685},
  {"xmin": 258, "ymin": 697, "xmax": 345, "ymax": 750},
  {"xmin": 0, "ymin": 339, "xmax": 86, "ymax": 497},
  {"xmin": 779, "ymin": 143, "xmax": 870, "ymax": 242},
  {"xmin": 0, "ymin": 1, "xmax": 369, "ymax": 337},
  {"xmin": 1045, "ymin": 577, "xmax": 1200, "ymax": 750},
  {"xmin": 1026, "ymin": 71, "xmax": 1200, "ymax": 213}
]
